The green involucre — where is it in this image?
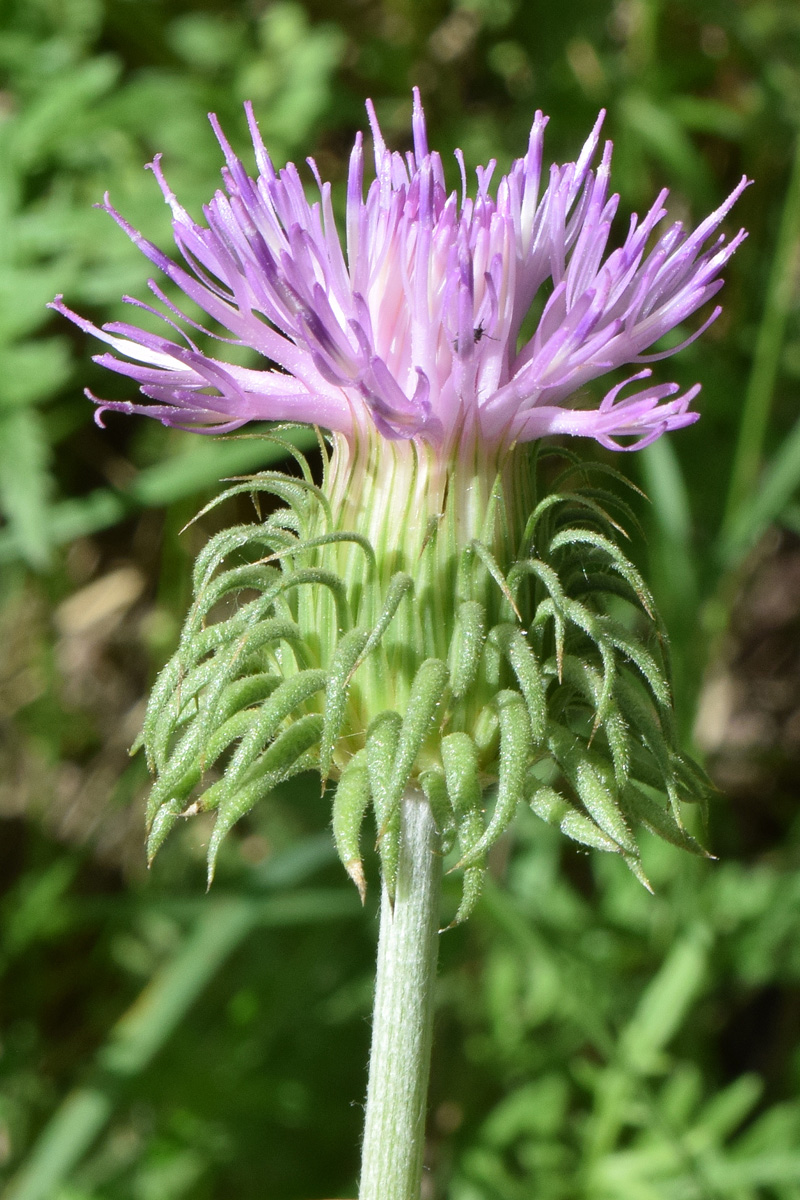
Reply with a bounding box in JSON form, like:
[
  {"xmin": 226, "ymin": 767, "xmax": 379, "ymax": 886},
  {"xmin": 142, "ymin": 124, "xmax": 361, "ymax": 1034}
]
[{"xmin": 139, "ymin": 429, "xmax": 710, "ymax": 915}]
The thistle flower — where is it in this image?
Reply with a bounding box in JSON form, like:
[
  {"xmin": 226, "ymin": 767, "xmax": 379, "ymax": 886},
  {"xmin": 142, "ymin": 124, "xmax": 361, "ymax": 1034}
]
[
  {"xmin": 52, "ymin": 90, "xmax": 746, "ymax": 454},
  {"xmin": 53, "ymin": 96, "xmax": 746, "ymax": 916}
]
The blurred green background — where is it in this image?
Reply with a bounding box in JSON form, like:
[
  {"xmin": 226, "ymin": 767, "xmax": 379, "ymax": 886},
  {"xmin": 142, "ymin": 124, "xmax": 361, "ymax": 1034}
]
[{"xmin": 2, "ymin": 0, "xmax": 800, "ymax": 1197}]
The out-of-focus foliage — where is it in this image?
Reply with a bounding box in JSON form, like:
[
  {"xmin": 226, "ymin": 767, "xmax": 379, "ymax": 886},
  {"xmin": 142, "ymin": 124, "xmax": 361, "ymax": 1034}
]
[
  {"xmin": 0, "ymin": 0, "xmax": 341, "ymax": 569},
  {"xmin": 443, "ymin": 831, "xmax": 800, "ymax": 1200},
  {"xmin": 2, "ymin": 0, "xmax": 800, "ymax": 1197}
]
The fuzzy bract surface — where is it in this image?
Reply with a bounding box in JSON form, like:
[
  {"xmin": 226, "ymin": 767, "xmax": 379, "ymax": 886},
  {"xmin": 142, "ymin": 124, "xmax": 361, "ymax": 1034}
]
[{"xmin": 139, "ymin": 432, "xmax": 710, "ymax": 920}]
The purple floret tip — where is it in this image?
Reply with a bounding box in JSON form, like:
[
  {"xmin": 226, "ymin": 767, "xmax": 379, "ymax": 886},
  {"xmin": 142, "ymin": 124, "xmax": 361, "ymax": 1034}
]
[{"xmin": 54, "ymin": 94, "xmax": 747, "ymax": 453}]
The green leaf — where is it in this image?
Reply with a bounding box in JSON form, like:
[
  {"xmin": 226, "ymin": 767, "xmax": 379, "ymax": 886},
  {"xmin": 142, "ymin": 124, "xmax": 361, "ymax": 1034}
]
[
  {"xmin": 0, "ymin": 407, "xmax": 53, "ymax": 569},
  {"xmin": 0, "ymin": 339, "xmax": 71, "ymax": 406},
  {"xmin": 670, "ymin": 94, "xmax": 745, "ymax": 139},
  {"xmin": 725, "ymin": 413, "xmax": 800, "ymax": 559},
  {"xmin": 692, "ymin": 1074, "xmax": 763, "ymax": 1142},
  {"xmin": 8, "ymin": 57, "xmax": 120, "ymax": 172},
  {"xmin": 619, "ymin": 926, "xmax": 710, "ymax": 1072},
  {"xmin": 619, "ymin": 89, "xmax": 712, "ymax": 194},
  {"xmin": 722, "ymin": 130, "xmax": 800, "ymax": 546}
]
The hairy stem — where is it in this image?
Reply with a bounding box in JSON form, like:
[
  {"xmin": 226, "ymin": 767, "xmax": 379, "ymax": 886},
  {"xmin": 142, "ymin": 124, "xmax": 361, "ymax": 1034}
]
[{"xmin": 359, "ymin": 789, "xmax": 442, "ymax": 1200}]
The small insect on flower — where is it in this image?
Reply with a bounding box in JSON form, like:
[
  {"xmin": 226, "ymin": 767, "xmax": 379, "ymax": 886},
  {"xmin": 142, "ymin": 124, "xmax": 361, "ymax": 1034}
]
[{"xmin": 452, "ymin": 322, "xmax": 495, "ymax": 353}]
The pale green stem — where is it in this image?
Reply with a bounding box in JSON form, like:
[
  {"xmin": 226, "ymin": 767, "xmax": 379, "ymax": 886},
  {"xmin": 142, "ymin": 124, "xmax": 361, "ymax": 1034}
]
[{"xmin": 359, "ymin": 788, "xmax": 442, "ymax": 1200}]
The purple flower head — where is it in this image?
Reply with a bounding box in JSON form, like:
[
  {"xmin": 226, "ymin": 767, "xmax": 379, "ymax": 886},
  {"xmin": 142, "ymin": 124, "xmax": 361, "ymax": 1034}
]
[{"xmin": 52, "ymin": 91, "xmax": 748, "ymax": 452}]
